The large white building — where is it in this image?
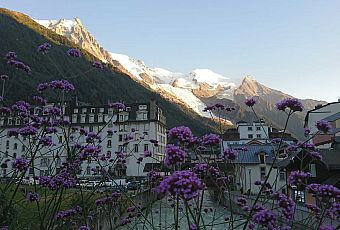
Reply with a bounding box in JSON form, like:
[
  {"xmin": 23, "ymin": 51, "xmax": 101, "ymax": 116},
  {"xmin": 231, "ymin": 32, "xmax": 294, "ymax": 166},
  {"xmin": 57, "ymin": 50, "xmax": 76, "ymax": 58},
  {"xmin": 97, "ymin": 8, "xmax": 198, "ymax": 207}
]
[
  {"xmin": 223, "ymin": 120, "xmax": 297, "ymax": 148},
  {"xmin": 0, "ymin": 100, "xmax": 167, "ymax": 179}
]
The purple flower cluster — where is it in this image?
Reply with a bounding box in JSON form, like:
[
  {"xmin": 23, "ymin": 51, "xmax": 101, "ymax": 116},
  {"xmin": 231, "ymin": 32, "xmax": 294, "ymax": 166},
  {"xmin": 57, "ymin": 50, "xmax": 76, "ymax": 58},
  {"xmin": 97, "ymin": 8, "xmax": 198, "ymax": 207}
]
[
  {"xmin": 6, "ymin": 51, "xmax": 31, "ymax": 74},
  {"xmin": 201, "ymin": 133, "xmax": 220, "ymax": 146},
  {"xmin": 316, "ymin": 120, "xmax": 332, "ymax": 134},
  {"xmin": 95, "ymin": 192, "xmax": 121, "ymax": 206},
  {"xmin": 310, "ymin": 151, "xmax": 322, "ymax": 160},
  {"xmin": 50, "ymin": 80, "xmax": 75, "ymax": 92},
  {"xmin": 164, "ymin": 144, "xmax": 186, "ymax": 167},
  {"xmin": 223, "ymin": 148, "xmax": 238, "ymax": 161},
  {"xmin": 33, "ymin": 95, "xmax": 47, "ymax": 105},
  {"xmin": 109, "ymin": 102, "xmax": 125, "ymax": 110},
  {"xmin": 307, "ymin": 184, "xmax": 340, "ymax": 200},
  {"xmin": 252, "ymin": 209, "xmax": 277, "ymax": 230},
  {"xmin": 154, "ymin": 170, "xmax": 204, "ymax": 200},
  {"xmin": 37, "ymin": 80, "xmax": 75, "ymax": 92},
  {"xmin": 37, "ymin": 43, "xmax": 51, "ymax": 54},
  {"xmin": 18, "ymin": 125, "xmax": 38, "ymax": 136},
  {"xmin": 67, "ymin": 48, "xmax": 82, "ymax": 58},
  {"xmin": 39, "ymin": 136, "xmax": 54, "ymax": 147},
  {"xmin": 288, "ymin": 170, "xmax": 311, "ymax": 186},
  {"xmin": 305, "ymin": 203, "xmax": 321, "ymax": 215},
  {"xmin": 39, "ymin": 172, "xmax": 76, "ymax": 189},
  {"xmin": 272, "ymin": 192, "xmax": 295, "ymax": 220},
  {"xmin": 167, "ymin": 126, "xmax": 195, "ymax": 143},
  {"xmin": 275, "ymin": 98, "xmax": 303, "ymax": 112},
  {"xmin": 27, "ymin": 192, "xmax": 40, "ymax": 202},
  {"xmin": 92, "ymin": 61, "xmax": 103, "ymax": 69},
  {"xmin": 203, "ymin": 103, "xmax": 235, "ymax": 112},
  {"xmin": 244, "ymin": 97, "xmax": 256, "ymax": 107},
  {"xmin": 55, "ymin": 206, "xmax": 82, "ymax": 220},
  {"xmin": 12, "ymin": 157, "xmax": 29, "ymax": 172}
]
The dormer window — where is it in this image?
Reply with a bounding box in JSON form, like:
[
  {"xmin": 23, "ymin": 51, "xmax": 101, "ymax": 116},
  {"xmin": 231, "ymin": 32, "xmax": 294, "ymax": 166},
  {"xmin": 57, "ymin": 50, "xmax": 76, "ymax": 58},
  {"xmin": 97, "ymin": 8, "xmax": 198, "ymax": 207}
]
[
  {"xmin": 139, "ymin": 105, "xmax": 147, "ymax": 110},
  {"xmin": 90, "ymin": 108, "xmax": 96, "ymax": 114},
  {"xmin": 73, "ymin": 108, "xmax": 78, "ymax": 114},
  {"xmin": 82, "ymin": 108, "xmax": 87, "ymax": 114}
]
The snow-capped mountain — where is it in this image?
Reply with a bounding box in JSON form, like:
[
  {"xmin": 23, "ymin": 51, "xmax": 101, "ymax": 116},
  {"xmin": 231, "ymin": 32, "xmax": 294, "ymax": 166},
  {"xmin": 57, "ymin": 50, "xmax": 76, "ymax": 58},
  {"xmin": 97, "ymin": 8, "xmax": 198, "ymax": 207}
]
[{"xmin": 34, "ymin": 17, "xmax": 326, "ymax": 137}]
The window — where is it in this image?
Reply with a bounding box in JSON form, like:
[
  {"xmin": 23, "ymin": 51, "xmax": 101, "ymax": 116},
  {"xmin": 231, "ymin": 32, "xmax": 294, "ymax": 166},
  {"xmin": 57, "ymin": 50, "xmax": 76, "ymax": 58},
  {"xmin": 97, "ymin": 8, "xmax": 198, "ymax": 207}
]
[
  {"xmin": 73, "ymin": 108, "xmax": 78, "ymax": 114},
  {"xmin": 21, "ymin": 145, "xmax": 25, "ymax": 152},
  {"xmin": 145, "ymin": 124, "xmax": 150, "ymax": 131},
  {"xmin": 135, "ymin": 133, "xmax": 140, "ymax": 140},
  {"xmin": 134, "ymin": 144, "xmax": 139, "ymax": 153},
  {"xmin": 80, "ymin": 115, "xmax": 86, "ymax": 123},
  {"xmin": 29, "ymin": 167, "xmax": 34, "ymax": 175},
  {"xmin": 13, "ymin": 143, "xmax": 18, "ymax": 150},
  {"xmin": 98, "ymin": 114, "xmax": 103, "ymax": 123},
  {"xmin": 13, "ymin": 152, "xmax": 16, "ymax": 158},
  {"xmin": 89, "ymin": 115, "xmax": 94, "ymax": 123},
  {"xmin": 279, "ymin": 169, "xmax": 285, "ymax": 181},
  {"xmin": 8, "ymin": 118, "xmax": 12, "ymax": 125},
  {"xmin": 99, "ymin": 108, "xmax": 104, "ymax": 113},
  {"xmin": 248, "ymin": 126, "xmax": 253, "ymax": 131},
  {"xmin": 144, "ymin": 144, "xmax": 149, "ymax": 152},
  {"xmin": 108, "ymin": 108, "xmax": 113, "ymax": 115},
  {"xmin": 119, "ymin": 114, "xmax": 123, "ymax": 122},
  {"xmin": 58, "ymin": 136, "xmax": 63, "ymax": 144},
  {"xmin": 72, "ymin": 114, "xmax": 77, "ymax": 123},
  {"xmin": 248, "ymin": 134, "xmax": 253, "ymax": 139},
  {"xmin": 107, "ymin": 140, "xmax": 112, "ymax": 148},
  {"xmin": 260, "ymin": 167, "xmax": 266, "ymax": 181},
  {"xmin": 15, "ymin": 119, "xmax": 20, "ymax": 125},
  {"xmin": 124, "ymin": 114, "xmax": 128, "ymax": 121},
  {"xmin": 259, "ymin": 154, "xmax": 265, "ymax": 164},
  {"xmin": 309, "ymin": 164, "xmax": 316, "ymax": 177},
  {"xmin": 293, "ymin": 190, "xmax": 306, "ymax": 203},
  {"xmin": 82, "ymin": 108, "xmax": 87, "ymax": 114},
  {"xmin": 89, "ymin": 126, "xmax": 94, "ymax": 132},
  {"xmin": 119, "ymin": 135, "xmax": 123, "ymax": 142},
  {"xmin": 139, "ymin": 105, "xmax": 147, "ymax": 110},
  {"xmin": 91, "ymin": 108, "xmax": 96, "ymax": 114},
  {"xmin": 257, "ymin": 134, "xmax": 261, "ymax": 138},
  {"xmin": 86, "ymin": 166, "xmax": 91, "ymax": 175},
  {"xmin": 256, "ymin": 127, "xmax": 261, "ymax": 131}
]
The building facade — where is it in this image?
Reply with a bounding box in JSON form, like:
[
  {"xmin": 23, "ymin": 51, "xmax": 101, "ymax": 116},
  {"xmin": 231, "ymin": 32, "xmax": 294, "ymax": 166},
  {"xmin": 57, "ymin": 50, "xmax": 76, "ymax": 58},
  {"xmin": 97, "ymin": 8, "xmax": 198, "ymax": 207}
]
[
  {"xmin": 305, "ymin": 100, "xmax": 340, "ymax": 148},
  {"xmin": 0, "ymin": 100, "xmax": 167, "ymax": 179}
]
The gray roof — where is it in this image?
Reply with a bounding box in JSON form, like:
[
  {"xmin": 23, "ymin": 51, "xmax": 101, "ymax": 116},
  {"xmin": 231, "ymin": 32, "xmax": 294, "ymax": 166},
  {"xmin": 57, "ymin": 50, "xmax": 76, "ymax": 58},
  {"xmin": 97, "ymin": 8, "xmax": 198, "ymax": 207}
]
[
  {"xmin": 324, "ymin": 112, "xmax": 340, "ymax": 122},
  {"xmin": 230, "ymin": 144, "xmax": 277, "ymax": 164},
  {"xmin": 320, "ymin": 148, "xmax": 340, "ymax": 169}
]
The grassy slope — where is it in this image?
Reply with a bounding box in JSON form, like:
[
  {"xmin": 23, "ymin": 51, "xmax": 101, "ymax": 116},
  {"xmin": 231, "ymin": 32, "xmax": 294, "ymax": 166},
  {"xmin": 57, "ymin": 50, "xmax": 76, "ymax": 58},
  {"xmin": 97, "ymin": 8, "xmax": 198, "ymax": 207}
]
[{"xmin": 0, "ymin": 8, "xmax": 214, "ymax": 135}]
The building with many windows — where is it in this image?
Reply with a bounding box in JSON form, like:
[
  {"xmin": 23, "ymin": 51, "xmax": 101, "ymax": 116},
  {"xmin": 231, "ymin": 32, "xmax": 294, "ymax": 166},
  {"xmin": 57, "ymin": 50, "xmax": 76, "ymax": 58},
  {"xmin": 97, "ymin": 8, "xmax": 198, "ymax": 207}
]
[{"xmin": 0, "ymin": 99, "xmax": 167, "ymax": 179}]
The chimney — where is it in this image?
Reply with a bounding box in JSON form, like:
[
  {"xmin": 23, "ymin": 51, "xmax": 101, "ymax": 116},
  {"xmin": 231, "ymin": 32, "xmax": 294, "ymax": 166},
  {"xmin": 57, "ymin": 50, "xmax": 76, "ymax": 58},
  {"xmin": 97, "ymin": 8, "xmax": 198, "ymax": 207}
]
[{"xmin": 315, "ymin": 104, "xmax": 323, "ymax": 109}]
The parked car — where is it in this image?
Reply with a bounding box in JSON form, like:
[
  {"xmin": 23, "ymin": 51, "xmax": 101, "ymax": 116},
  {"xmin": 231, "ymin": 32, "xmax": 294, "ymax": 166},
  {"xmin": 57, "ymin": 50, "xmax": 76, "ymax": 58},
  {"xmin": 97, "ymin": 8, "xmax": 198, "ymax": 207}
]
[{"xmin": 127, "ymin": 181, "xmax": 141, "ymax": 190}]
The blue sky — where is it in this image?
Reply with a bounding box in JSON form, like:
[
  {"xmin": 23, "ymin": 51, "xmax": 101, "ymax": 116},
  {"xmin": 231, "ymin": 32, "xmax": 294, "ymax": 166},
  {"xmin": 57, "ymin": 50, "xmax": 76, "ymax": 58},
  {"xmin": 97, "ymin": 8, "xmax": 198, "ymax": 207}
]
[{"xmin": 1, "ymin": 0, "xmax": 340, "ymax": 102}]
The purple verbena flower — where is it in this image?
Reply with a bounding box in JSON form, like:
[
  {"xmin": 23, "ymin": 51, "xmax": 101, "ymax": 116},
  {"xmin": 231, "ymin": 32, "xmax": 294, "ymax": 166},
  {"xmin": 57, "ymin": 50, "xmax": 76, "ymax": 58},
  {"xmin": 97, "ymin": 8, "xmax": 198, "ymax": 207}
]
[
  {"xmin": 37, "ymin": 43, "xmax": 51, "ymax": 54},
  {"xmin": 245, "ymin": 97, "xmax": 256, "ymax": 107},
  {"xmin": 12, "ymin": 157, "xmax": 29, "ymax": 172},
  {"xmin": 27, "ymin": 192, "xmax": 40, "ymax": 202},
  {"xmin": 201, "ymin": 133, "xmax": 220, "ymax": 146},
  {"xmin": 67, "ymin": 48, "xmax": 82, "ymax": 58},
  {"xmin": 276, "ymin": 98, "xmax": 303, "ymax": 112},
  {"xmin": 92, "ymin": 61, "xmax": 103, "ymax": 69},
  {"xmin": 223, "ymin": 148, "xmax": 238, "ymax": 161},
  {"xmin": 316, "ymin": 120, "xmax": 332, "ymax": 134},
  {"xmin": 154, "ymin": 170, "xmax": 204, "ymax": 200},
  {"xmin": 288, "ymin": 170, "xmax": 311, "ymax": 186},
  {"xmin": 164, "ymin": 144, "xmax": 186, "ymax": 167}
]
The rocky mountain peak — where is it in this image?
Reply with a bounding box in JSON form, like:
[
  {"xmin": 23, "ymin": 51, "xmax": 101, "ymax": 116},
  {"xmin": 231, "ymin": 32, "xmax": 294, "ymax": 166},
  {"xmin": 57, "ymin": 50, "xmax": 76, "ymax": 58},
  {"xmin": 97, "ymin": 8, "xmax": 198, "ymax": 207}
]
[{"xmin": 235, "ymin": 75, "xmax": 272, "ymax": 97}]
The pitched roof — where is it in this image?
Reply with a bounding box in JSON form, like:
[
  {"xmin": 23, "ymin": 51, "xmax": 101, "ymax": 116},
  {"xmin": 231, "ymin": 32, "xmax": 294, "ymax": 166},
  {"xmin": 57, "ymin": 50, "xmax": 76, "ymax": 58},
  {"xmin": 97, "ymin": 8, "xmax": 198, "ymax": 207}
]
[
  {"xmin": 230, "ymin": 144, "xmax": 277, "ymax": 164},
  {"xmin": 324, "ymin": 112, "xmax": 340, "ymax": 122}
]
